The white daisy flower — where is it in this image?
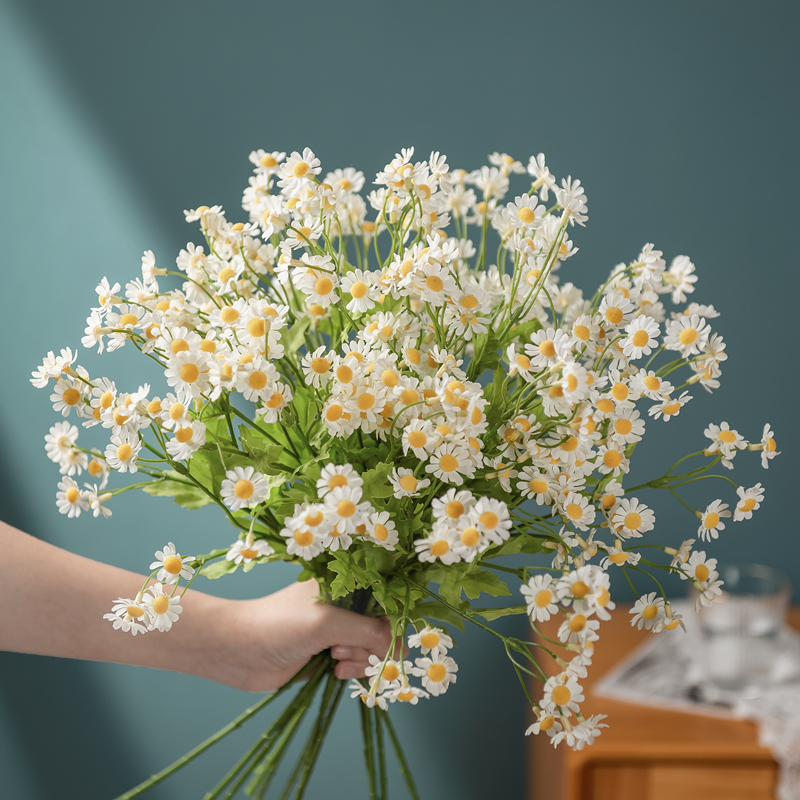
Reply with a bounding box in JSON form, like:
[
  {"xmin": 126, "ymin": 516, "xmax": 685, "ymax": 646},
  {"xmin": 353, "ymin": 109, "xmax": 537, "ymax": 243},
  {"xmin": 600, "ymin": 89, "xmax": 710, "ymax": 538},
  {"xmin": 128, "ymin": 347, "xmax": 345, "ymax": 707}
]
[
  {"xmin": 621, "ymin": 316, "xmax": 660, "ymax": 359},
  {"xmin": 734, "ymin": 483, "xmax": 765, "ymax": 521},
  {"xmin": 520, "ymin": 574, "xmax": 563, "ymax": 623},
  {"xmin": 220, "ymin": 466, "xmax": 270, "ymax": 511},
  {"xmin": 104, "ymin": 596, "xmax": 151, "ymax": 635},
  {"xmin": 105, "ymin": 433, "xmax": 142, "ymax": 474},
  {"xmin": 411, "ymin": 653, "xmax": 458, "ymax": 697},
  {"xmin": 149, "ymin": 542, "xmax": 195, "ymax": 584},
  {"xmin": 557, "ymin": 491, "xmax": 596, "ymax": 531},
  {"xmin": 472, "ymin": 497, "xmax": 512, "ymax": 544},
  {"xmin": 415, "ymin": 527, "xmax": 461, "ymax": 565},
  {"xmin": 557, "ymin": 612, "xmax": 600, "ymax": 646},
  {"xmin": 664, "ymin": 313, "xmax": 710, "ymax": 357},
  {"xmin": 430, "ymin": 488, "xmax": 475, "ymax": 523},
  {"xmin": 758, "ymin": 423, "xmax": 780, "ymax": 469},
  {"xmin": 408, "ymin": 626, "xmax": 453, "ymax": 657},
  {"xmin": 697, "ymin": 500, "xmax": 731, "ymax": 541},
  {"xmin": 610, "ymin": 498, "xmax": 655, "ymax": 539},
  {"xmin": 425, "ymin": 443, "xmax": 475, "ymax": 485},
  {"xmin": 166, "ymin": 421, "xmax": 206, "ymax": 461},
  {"xmin": 541, "ymin": 675, "xmax": 584, "ymax": 714},
  {"xmin": 348, "ymin": 680, "xmax": 389, "ymax": 710},
  {"xmin": 386, "ymin": 685, "xmax": 430, "ymax": 705},
  {"xmin": 389, "ymin": 468, "xmax": 430, "ymax": 498},
  {"xmin": 323, "ymin": 485, "xmax": 369, "ymax": 534},
  {"xmin": 680, "ymin": 550, "xmax": 717, "ymax": 583},
  {"xmin": 143, "ymin": 583, "xmax": 183, "ymax": 632},
  {"xmin": 56, "ymin": 477, "xmax": 88, "ymax": 518},
  {"xmin": 402, "ymin": 419, "xmax": 437, "ymax": 459},
  {"xmin": 648, "ymin": 391, "xmax": 692, "ymax": 421},
  {"xmin": 630, "ymin": 592, "xmax": 664, "ymax": 631},
  {"xmin": 366, "ymin": 511, "xmax": 398, "ymax": 550},
  {"xmin": 301, "ymin": 346, "xmax": 334, "ymax": 388},
  {"xmin": 316, "ymin": 463, "xmax": 363, "ymax": 498},
  {"xmin": 44, "ymin": 421, "xmax": 79, "ymax": 466}
]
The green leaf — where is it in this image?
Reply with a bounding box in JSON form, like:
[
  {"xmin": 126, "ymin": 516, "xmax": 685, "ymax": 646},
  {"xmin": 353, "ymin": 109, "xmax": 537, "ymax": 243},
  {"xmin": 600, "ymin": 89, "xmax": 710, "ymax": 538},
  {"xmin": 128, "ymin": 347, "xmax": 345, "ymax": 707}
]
[
  {"xmin": 141, "ymin": 473, "xmax": 213, "ymax": 510},
  {"xmin": 438, "ymin": 563, "xmax": 511, "ymax": 605},
  {"xmin": 281, "ymin": 316, "xmax": 311, "ymax": 355},
  {"xmin": 327, "ymin": 553, "xmax": 357, "ymax": 599},
  {"xmin": 361, "ymin": 462, "xmax": 395, "ymax": 500},
  {"xmin": 410, "ymin": 600, "xmax": 465, "ymax": 632},
  {"xmin": 188, "ymin": 448, "xmax": 252, "ymax": 493},
  {"xmin": 200, "ymin": 559, "xmax": 238, "ymax": 579},
  {"xmin": 473, "ymin": 604, "xmax": 528, "ymax": 622},
  {"xmin": 486, "ymin": 535, "xmax": 544, "ymax": 558},
  {"xmin": 505, "ymin": 318, "xmax": 542, "ymax": 345}
]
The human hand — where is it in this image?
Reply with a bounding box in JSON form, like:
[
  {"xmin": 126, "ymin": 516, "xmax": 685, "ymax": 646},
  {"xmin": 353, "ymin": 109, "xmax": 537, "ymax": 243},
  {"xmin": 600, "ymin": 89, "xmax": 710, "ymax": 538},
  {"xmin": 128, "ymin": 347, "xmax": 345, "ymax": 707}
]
[{"xmin": 195, "ymin": 579, "xmax": 400, "ymax": 692}]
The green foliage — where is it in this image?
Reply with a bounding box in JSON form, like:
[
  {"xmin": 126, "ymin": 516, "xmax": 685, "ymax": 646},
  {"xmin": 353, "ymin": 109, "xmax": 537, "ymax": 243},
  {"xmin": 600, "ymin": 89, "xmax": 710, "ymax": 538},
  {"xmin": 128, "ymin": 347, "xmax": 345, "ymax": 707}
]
[
  {"xmin": 201, "ymin": 558, "xmax": 239, "ymax": 579},
  {"xmin": 188, "ymin": 448, "xmax": 253, "ymax": 493},
  {"xmin": 141, "ymin": 471, "xmax": 213, "ymax": 510},
  {"xmin": 409, "ymin": 599, "xmax": 465, "ymax": 631},
  {"xmin": 281, "ymin": 315, "xmax": 311, "ymax": 355},
  {"xmin": 239, "ymin": 426, "xmax": 289, "ymax": 475},
  {"xmin": 437, "ymin": 563, "xmax": 511, "ymax": 607},
  {"xmin": 360, "ymin": 462, "xmax": 395, "ymax": 500},
  {"xmin": 505, "ymin": 318, "xmax": 542, "ymax": 345},
  {"xmin": 472, "ymin": 604, "xmax": 528, "ymax": 622},
  {"xmin": 486, "ymin": 535, "xmax": 545, "ymax": 558}
]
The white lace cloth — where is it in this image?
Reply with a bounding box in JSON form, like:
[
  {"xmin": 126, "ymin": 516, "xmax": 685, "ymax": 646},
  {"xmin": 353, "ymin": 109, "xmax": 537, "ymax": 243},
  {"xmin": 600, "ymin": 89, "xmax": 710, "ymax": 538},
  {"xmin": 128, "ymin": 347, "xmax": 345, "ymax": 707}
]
[{"xmin": 595, "ymin": 602, "xmax": 800, "ymax": 799}]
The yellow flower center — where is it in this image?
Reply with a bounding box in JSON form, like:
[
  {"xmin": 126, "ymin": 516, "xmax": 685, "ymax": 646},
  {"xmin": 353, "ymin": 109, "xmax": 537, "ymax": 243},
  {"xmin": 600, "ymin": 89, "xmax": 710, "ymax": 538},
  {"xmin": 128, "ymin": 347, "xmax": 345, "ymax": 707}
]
[
  {"xmin": 127, "ymin": 605, "xmax": 145, "ymax": 618},
  {"xmin": 571, "ymin": 581, "xmax": 591, "ymax": 598},
  {"xmin": 220, "ymin": 307, "xmax": 239, "ymax": 324},
  {"xmin": 574, "ymin": 325, "xmax": 590, "ymax": 341},
  {"xmin": 605, "ymin": 307, "xmax": 623, "ymax": 325},
  {"xmin": 517, "ymin": 206, "xmax": 535, "ymax": 223},
  {"xmin": 480, "ymin": 511, "xmax": 499, "ymax": 529},
  {"xmin": 461, "ymin": 527, "xmax": 480, "ymax": 547},
  {"xmin": 538, "ymin": 339, "xmax": 556, "ymax": 357},
  {"xmin": 632, "ymin": 329, "xmax": 649, "ymax": 347},
  {"xmin": 430, "ymin": 540, "xmax": 449, "ymax": 557},
  {"xmin": 175, "ymin": 427, "xmax": 193, "ymax": 443},
  {"xmin": 425, "ymin": 275, "xmax": 444, "ymax": 293},
  {"xmin": 248, "ymin": 370, "xmax": 268, "ymax": 390},
  {"xmin": 357, "ymin": 393, "xmax": 375, "ymax": 410},
  {"xmin": 337, "ymin": 500, "xmax": 356, "ymax": 518},
  {"xmin": 695, "ymin": 564, "xmax": 710, "ymax": 582},
  {"xmin": 679, "ymin": 327, "xmax": 698, "ymax": 345},
  {"xmin": 566, "ymin": 503, "xmax": 584, "ymax": 520},
  {"xmin": 740, "ymin": 498, "xmax": 756, "ymax": 512},
  {"xmin": 179, "ymin": 363, "xmax": 199, "ymax": 383},
  {"xmin": 260, "ymin": 154, "xmax": 277, "ymax": 168},
  {"xmin": 374, "ymin": 524, "xmax": 389, "ymax": 542},
  {"xmin": 152, "ymin": 596, "xmax": 170, "ymax": 615},
  {"xmin": 399, "ymin": 474, "xmax": 418, "ymax": 492},
  {"xmin": 169, "ymin": 402, "xmax": 185, "ymax": 420},
  {"xmin": 315, "ymin": 276, "xmax": 333, "ymax": 296},
  {"xmin": 439, "ymin": 454, "xmax": 459, "ymax": 472},
  {"xmin": 400, "ymin": 431, "xmax": 424, "ymax": 452},
  {"xmin": 704, "ymin": 512, "xmax": 720, "ymax": 528},
  {"xmin": 247, "ymin": 318, "xmax": 266, "ymax": 338},
  {"xmin": 624, "ymin": 512, "xmax": 642, "ymax": 530},
  {"xmin": 718, "ymin": 430, "xmax": 737, "ymax": 443},
  {"xmin": 65, "ymin": 487, "xmax": 80, "ymax": 504},
  {"xmin": 535, "ymin": 589, "xmax": 552, "ymax": 608},
  {"xmin": 642, "ymin": 604, "xmax": 659, "ymax": 620},
  {"xmin": 294, "ymin": 530, "xmax": 314, "ymax": 546},
  {"xmin": 552, "ymin": 686, "xmax": 571, "ymax": 706},
  {"xmin": 644, "ymin": 375, "xmax": 660, "ymax": 391},
  {"xmin": 326, "ymin": 404, "xmax": 343, "ymax": 422},
  {"xmin": 427, "ymin": 663, "xmax": 447, "ymax": 683},
  {"xmin": 116, "ymin": 444, "xmax": 133, "ymax": 462},
  {"xmin": 292, "ymin": 161, "xmax": 310, "ymax": 177},
  {"xmin": 234, "ymin": 479, "xmax": 254, "ymax": 499},
  {"xmin": 529, "ymin": 479, "xmax": 548, "ymax": 494},
  {"xmin": 569, "ymin": 614, "xmax": 587, "ymax": 632},
  {"xmin": 350, "ymin": 281, "xmax": 368, "ymax": 299},
  {"xmin": 163, "ymin": 556, "xmax": 183, "ymax": 575},
  {"xmin": 62, "ymin": 387, "xmax": 81, "ymax": 406}
]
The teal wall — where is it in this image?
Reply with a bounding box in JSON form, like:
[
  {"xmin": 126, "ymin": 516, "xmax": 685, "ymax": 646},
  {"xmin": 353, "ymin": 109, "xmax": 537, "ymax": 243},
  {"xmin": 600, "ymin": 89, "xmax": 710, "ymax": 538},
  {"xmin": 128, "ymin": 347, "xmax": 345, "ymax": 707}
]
[{"xmin": 0, "ymin": 1, "xmax": 797, "ymax": 797}]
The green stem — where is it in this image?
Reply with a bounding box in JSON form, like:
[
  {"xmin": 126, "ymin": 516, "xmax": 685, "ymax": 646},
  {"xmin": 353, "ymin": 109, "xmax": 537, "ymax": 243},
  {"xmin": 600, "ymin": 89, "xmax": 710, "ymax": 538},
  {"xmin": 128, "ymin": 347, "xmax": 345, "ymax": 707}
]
[
  {"xmin": 383, "ymin": 712, "xmax": 421, "ymax": 800},
  {"xmin": 360, "ymin": 702, "xmax": 378, "ymax": 800}
]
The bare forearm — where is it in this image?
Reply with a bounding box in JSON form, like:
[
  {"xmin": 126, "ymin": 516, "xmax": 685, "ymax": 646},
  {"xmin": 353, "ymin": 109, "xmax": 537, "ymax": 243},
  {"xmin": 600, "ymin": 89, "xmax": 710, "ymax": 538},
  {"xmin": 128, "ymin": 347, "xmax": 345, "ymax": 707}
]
[{"xmin": 0, "ymin": 521, "xmax": 231, "ymax": 677}]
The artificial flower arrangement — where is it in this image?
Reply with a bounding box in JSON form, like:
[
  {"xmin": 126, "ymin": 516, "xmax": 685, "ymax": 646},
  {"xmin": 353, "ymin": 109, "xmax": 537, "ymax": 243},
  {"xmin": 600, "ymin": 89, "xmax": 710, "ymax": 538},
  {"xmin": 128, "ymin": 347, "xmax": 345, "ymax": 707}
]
[{"xmin": 32, "ymin": 145, "xmax": 780, "ymax": 799}]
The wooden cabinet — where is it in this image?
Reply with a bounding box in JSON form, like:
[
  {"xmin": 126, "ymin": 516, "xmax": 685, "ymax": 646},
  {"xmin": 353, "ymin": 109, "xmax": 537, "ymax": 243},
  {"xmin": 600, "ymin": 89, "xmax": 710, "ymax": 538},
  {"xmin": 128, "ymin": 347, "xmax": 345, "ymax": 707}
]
[{"xmin": 527, "ymin": 609, "xmax": 800, "ymax": 800}]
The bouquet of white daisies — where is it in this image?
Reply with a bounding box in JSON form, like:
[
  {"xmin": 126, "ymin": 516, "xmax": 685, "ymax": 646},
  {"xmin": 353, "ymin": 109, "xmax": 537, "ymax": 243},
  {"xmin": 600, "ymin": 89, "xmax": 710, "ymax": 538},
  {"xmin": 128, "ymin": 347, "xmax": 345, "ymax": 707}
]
[{"xmin": 32, "ymin": 144, "xmax": 780, "ymax": 799}]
